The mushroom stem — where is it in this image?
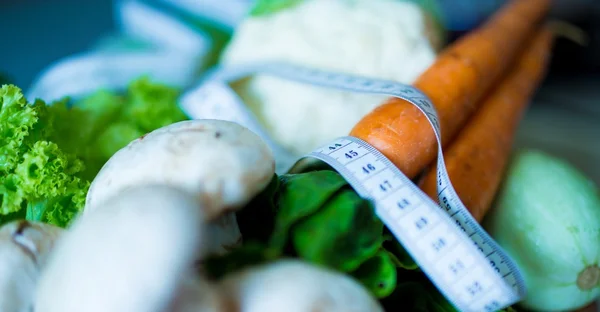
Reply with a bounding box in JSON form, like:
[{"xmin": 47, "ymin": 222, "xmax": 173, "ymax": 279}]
[
  {"xmin": 0, "ymin": 221, "xmax": 63, "ymax": 312},
  {"xmin": 35, "ymin": 185, "xmax": 211, "ymax": 312}
]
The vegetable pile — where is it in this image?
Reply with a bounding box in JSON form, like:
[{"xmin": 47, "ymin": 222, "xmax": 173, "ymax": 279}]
[
  {"xmin": 0, "ymin": 78, "xmax": 188, "ymax": 228},
  {"xmin": 220, "ymin": 0, "xmax": 442, "ymax": 156},
  {"xmin": 1, "ymin": 0, "xmax": 600, "ymax": 311}
]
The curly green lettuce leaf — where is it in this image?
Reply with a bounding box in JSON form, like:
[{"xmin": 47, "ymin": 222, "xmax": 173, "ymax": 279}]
[
  {"xmin": 0, "ymin": 85, "xmax": 89, "ymax": 227},
  {"xmin": 17, "ymin": 141, "xmax": 89, "ymax": 227},
  {"xmin": 0, "ymin": 79, "xmax": 187, "ymax": 228},
  {"xmin": 0, "ymin": 85, "xmax": 38, "ymax": 174},
  {"xmin": 122, "ymin": 77, "xmax": 187, "ymax": 133},
  {"xmin": 249, "ymin": 0, "xmax": 304, "ymax": 16},
  {"xmin": 36, "ymin": 93, "xmax": 124, "ymax": 180},
  {"xmin": 59, "ymin": 77, "xmax": 187, "ymax": 179}
]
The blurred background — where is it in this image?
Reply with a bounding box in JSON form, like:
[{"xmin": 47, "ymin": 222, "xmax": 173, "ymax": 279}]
[
  {"xmin": 1, "ymin": 0, "xmax": 599, "ymax": 181},
  {"xmin": 2, "ymin": 0, "xmax": 599, "ymax": 87}
]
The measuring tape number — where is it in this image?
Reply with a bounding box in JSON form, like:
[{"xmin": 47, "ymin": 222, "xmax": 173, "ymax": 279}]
[{"xmin": 180, "ymin": 62, "xmax": 527, "ymax": 312}]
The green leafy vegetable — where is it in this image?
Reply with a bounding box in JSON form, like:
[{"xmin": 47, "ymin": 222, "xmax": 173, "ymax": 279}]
[
  {"xmin": 352, "ymin": 250, "xmax": 397, "ymax": 298},
  {"xmin": 0, "ymin": 85, "xmax": 89, "ymax": 227},
  {"xmin": 291, "ymin": 188, "xmax": 384, "ymax": 272},
  {"xmin": 0, "ymin": 77, "xmax": 188, "ymax": 228},
  {"xmin": 121, "ymin": 78, "xmax": 187, "ymax": 133},
  {"xmin": 270, "ymin": 170, "xmax": 348, "ymax": 250},
  {"xmin": 249, "ymin": 0, "xmax": 305, "ymax": 17},
  {"xmin": 59, "ymin": 77, "xmax": 188, "ymax": 180},
  {"xmin": 204, "ymin": 162, "xmax": 531, "ymax": 309},
  {"xmin": 210, "ymin": 170, "xmax": 405, "ymax": 299}
]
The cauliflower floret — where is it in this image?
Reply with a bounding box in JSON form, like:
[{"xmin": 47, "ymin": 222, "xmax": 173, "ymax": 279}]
[{"xmin": 221, "ymin": 0, "xmax": 438, "ymax": 156}]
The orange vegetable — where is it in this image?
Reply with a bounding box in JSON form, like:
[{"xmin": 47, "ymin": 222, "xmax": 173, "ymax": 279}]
[
  {"xmin": 418, "ymin": 26, "xmax": 555, "ymax": 222},
  {"xmin": 349, "ymin": 0, "xmax": 551, "ymax": 179}
]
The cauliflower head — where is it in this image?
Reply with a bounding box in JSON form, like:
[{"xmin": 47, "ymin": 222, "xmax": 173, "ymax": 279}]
[{"xmin": 221, "ymin": 0, "xmax": 439, "ymax": 156}]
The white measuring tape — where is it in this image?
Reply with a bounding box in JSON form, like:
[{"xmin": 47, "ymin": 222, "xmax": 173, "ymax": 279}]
[{"xmin": 179, "ymin": 62, "xmax": 527, "ymax": 312}]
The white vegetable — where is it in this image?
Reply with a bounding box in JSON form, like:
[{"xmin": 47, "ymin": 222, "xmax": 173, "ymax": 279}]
[
  {"xmin": 484, "ymin": 149, "xmax": 600, "ymax": 312},
  {"xmin": 220, "ymin": 0, "xmax": 438, "ymax": 155},
  {"xmin": 85, "ymin": 119, "xmax": 275, "ymax": 256},
  {"xmin": 0, "ymin": 221, "xmax": 63, "ymax": 312},
  {"xmin": 35, "ymin": 185, "xmax": 218, "ymax": 312},
  {"xmin": 217, "ymin": 260, "xmax": 384, "ymax": 312}
]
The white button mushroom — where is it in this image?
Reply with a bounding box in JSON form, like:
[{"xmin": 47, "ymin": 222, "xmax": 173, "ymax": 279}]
[
  {"xmin": 85, "ymin": 119, "xmax": 275, "ymax": 256},
  {"xmin": 34, "ymin": 185, "xmax": 217, "ymax": 312},
  {"xmin": 0, "ymin": 220, "xmax": 63, "ymax": 312},
  {"xmin": 216, "ymin": 260, "xmax": 385, "ymax": 312}
]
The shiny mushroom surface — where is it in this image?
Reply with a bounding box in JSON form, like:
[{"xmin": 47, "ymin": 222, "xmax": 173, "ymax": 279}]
[
  {"xmin": 216, "ymin": 260, "xmax": 385, "ymax": 312},
  {"xmin": 34, "ymin": 185, "xmax": 215, "ymax": 312},
  {"xmin": 85, "ymin": 119, "xmax": 275, "ymax": 256}
]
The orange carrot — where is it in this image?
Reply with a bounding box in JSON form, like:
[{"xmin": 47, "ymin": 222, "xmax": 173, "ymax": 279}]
[
  {"xmin": 418, "ymin": 27, "xmax": 555, "ymax": 222},
  {"xmin": 349, "ymin": 0, "xmax": 551, "ymax": 179}
]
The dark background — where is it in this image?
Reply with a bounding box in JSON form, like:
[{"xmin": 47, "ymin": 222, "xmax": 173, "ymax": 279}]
[
  {"xmin": 1, "ymin": 0, "xmax": 600, "ymax": 87},
  {"xmin": 0, "ymin": 0, "xmax": 115, "ymax": 88}
]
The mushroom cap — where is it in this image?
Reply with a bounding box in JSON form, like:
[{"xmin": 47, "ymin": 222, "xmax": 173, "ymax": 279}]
[
  {"xmin": 85, "ymin": 119, "xmax": 276, "ymax": 220},
  {"xmin": 35, "ymin": 185, "xmax": 207, "ymax": 312},
  {"xmin": 217, "ymin": 260, "xmax": 384, "ymax": 312},
  {"xmin": 0, "ymin": 221, "xmax": 63, "ymax": 312}
]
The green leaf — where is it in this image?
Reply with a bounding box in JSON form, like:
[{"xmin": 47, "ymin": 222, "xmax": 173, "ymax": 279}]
[
  {"xmin": 249, "ymin": 0, "xmax": 305, "ymax": 17},
  {"xmin": 94, "ymin": 122, "xmax": 145, "ymax": 160},
  {"xmin": 15, "ymin": 141, "xmax": 89, "ymax": 227},
  {"xmin": 351, "ymin": 249, "xmax": 397, "ymax": 298},
  {"xmin": 0, "ymin": 85, "xmax": 38, "ymax": 174},
  {"xmin": 122, "ymin": 77, "xmax": 187, "ymax": 132},
  {"xmin": 269, "ymin": 170, "xmax": 348, "ymax": 251},
  {"xmin": 291, "ymin": 188, "xmax": 383, "ymax": 272},
  {"xmin": 42, "ymin": 94, "xmax": 123, "ymax": 180},
  {"xmin": 61, "ymin": 77, "xmax": 187, "ymax": 180},
  {"xmin": 0, "ymin": 85, "xmax": 90, "ymax": 228}
]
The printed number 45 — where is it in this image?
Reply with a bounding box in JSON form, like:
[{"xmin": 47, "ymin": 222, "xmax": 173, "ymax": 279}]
[{"xmin": 345, "ymin": 150, "xmax": 359, "ymax": 159}]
